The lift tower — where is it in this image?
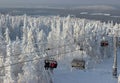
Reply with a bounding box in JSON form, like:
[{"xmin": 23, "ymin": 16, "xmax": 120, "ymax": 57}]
[{"xmin": 112, "ymin": 32, "xmax": 117, "ymax": 78}]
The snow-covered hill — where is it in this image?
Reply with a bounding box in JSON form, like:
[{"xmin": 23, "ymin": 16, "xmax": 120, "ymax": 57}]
[
  {"xmin": 53, "ymin": 50, "xmax": 120, "ymax": 83},
  {"xmin": 0, "ymin": 14, "xmax": 120, "ymax": 83}
]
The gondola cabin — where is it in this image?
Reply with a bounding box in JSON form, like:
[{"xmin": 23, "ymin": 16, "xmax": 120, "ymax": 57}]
[
  {"xmin": 80, "ymin": 47, "xmax": 84, "ymax": 51},
  {"xmin": 79, "ymin": 45, "xmax": 84, "ymax": 51},
  {"xmin": 101, "ymin": 40, "xmax": 109, "ymax": 47},
  {"xmin": 44, "ymin": 59, "xmax": 57, "ymax": 70},
  {"xmin": 71, "ymin": 59, "xmax": 85, "ymax": 69}
]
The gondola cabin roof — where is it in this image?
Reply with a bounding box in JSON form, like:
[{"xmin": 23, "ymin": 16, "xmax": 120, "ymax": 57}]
[
  {"xmin": 72, "ymin": 59, "xmax": 85, "ymax": 63},
  {"xmin": 44, "ymin": 59, "xmax": 57, "ymax": 64}
]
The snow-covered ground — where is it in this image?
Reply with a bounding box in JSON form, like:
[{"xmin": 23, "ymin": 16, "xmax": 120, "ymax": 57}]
[
  {"xmin": 54, "ymin": 69, "xmax": 117, "ymax": 83},
  {"xmin": 53, "ymin": 50, "xmax": 120, "ymax": 83}
]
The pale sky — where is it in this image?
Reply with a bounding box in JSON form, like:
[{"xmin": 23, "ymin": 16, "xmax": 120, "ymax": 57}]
[{"xmin": 0, "ymin": 0, "xmax": 120, "ymax": 7}]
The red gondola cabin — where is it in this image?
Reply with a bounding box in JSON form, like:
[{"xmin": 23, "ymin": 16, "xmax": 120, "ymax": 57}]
[
  {"xmin": 44, "ymin": 59, "xmax": 57, "ymax": 70},
  {"xmin": 101, "ymin": 41, "xmax": 109, "ymax": 47}
]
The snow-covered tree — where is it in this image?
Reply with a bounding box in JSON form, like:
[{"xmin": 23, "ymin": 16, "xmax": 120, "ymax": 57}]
[{"xmin": 4, "ymin": 40, "xmax": 15, "ymax": 83}]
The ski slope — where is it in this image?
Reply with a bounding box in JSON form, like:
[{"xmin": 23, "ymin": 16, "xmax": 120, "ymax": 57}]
[{"xmin": 53, "ymin": 49, "xmax": 120, "ymax": 83}]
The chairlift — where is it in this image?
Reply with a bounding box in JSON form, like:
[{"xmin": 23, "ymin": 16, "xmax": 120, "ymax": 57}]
[
  {"xmin": 71, "ymin": 58, "xmax": 85, "ymax": 69},
  {"xmin": 74, "ymin": 40, "xmax": 84, "ymax": 51},
  {"xmin": 80, "ymin": 46, "xmax": 84, "ymax": 51},
  {"xmin": 100, "ymin": 40, "xmax": 109, "ymax": 47},
  {"xmin": 44, "ymin": 59, "xmax": 57, "ymax": 70},
  {"xmin": 79, "ymin": 44, "xmax": 84, "ymax": 51},
  {"xmin": 100, "ymin": 36, "xmax": 109, "ymax": 47}
]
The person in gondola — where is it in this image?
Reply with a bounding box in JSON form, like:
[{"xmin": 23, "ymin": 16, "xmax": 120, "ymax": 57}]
[
  {"xmin": 44, "ymin": 60, "xmax": 50, "ymax": 70},
  {"xmin": 54, "ymin": 61, "xmax": 58, "ymax": 68},
  {"xmin": 49, "ymin": 62, "xmax": 55, "ymax": 73},
  {"xmin": 50, "ymin": 61, "xmax": 58, "ymax": 68}
]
